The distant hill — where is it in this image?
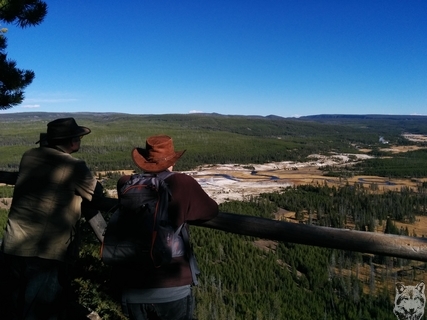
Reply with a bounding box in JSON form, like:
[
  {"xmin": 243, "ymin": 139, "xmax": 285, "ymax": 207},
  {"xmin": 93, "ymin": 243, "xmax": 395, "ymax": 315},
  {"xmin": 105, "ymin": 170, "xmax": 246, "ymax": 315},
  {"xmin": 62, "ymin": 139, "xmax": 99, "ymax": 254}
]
[
  {"xmin": 299, "ymin": 114, "xmax": 427, "ymax": 135},
  {"xmin": 1, "ymin": 111, "xmax": 426, "ymax": 121}
]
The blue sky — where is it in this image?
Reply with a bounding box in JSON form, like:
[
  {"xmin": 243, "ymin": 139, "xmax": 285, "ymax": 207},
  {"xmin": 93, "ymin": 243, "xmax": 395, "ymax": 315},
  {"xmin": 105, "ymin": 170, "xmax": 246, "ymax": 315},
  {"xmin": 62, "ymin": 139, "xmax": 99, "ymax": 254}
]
[{"xmin": 1, "ymin": 0, "xmax": 426, "ymax": 117}]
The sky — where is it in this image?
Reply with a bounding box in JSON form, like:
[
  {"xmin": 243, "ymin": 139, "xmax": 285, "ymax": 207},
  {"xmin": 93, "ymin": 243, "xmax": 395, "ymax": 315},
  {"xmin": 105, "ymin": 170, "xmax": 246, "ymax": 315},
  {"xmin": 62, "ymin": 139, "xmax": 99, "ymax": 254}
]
[{"xmin": 1, "ymin": 0, "xmax": 426, "ymax": 117}]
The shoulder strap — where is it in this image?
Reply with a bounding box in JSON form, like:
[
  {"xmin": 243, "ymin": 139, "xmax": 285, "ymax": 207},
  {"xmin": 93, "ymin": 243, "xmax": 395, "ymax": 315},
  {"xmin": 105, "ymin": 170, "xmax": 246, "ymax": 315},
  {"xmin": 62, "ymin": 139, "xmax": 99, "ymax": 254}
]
[
  {"xmin": 155, "ymin": 170, "xmax": 174, "ymax": 181},
  {"xmin": 152, "ymin": 171, "xmax": 174, "ymax": 197},
  {"xmin": 181, "ymin": 224, "xmax": 200, "ymax": 285},
  {"xmin": 153, "ymin": 171, "xmax": 174, "ymax": 223}
]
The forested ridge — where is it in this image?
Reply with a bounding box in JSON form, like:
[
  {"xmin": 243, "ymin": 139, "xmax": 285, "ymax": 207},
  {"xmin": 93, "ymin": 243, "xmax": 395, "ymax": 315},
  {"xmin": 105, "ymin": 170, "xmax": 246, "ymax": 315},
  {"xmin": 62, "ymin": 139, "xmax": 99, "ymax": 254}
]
[{"xmin": 1, "ymin": 112, "xmax": 427, "ymax": 319}]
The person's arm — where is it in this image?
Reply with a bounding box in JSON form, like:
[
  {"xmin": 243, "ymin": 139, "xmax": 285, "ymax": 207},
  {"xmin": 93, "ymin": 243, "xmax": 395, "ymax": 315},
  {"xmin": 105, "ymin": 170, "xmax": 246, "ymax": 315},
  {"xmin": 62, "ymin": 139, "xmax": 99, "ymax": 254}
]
[
  {"xmin": 82, "ymin": 175, "xmax": 130, "ymax": 216},
  {"xmin": 81, "ymin": 180, "xmax": 123, "ymax": 242},
  {"xmin": 168, "ymin": 173, "xmax": 219, "ymax": 225},
  {"xmin": 82, "ymin": 181, "xmax": 118, "ymax": 212},
  {"xmin": 0, "ymin": 171, "xmax": 18, "ymax": 185}
]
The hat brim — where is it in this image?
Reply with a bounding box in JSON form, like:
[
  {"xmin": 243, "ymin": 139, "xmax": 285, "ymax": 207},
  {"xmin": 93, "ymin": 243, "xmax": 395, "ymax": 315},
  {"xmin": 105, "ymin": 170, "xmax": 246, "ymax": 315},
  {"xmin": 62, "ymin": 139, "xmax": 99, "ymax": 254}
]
[
  {"xmin": 35, "ymin": 127, "xmax": 91, "ymax": 144},
  {"xmin": 131, "ymin": 147, "xmax": 186, "ymax": 173},
  {"xmin": 51, "ymin": 126, "xmax": 91, "ymax": 140}
]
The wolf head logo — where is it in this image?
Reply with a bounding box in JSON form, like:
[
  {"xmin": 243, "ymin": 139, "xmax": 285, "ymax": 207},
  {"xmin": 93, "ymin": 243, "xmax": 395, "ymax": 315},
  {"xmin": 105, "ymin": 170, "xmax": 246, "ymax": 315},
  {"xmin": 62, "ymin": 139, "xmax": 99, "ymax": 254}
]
[{"xmin": 393, "ymin": 281, "xmax": 425, "ymax": 320}]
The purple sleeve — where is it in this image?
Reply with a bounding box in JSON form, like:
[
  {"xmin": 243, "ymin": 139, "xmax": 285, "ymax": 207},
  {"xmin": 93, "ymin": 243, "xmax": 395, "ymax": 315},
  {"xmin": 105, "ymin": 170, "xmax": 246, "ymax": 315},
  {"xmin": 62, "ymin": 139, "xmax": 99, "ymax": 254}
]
[{"xmin": 166, "ymin": 173, "xmax": 219, "ymax": 226}]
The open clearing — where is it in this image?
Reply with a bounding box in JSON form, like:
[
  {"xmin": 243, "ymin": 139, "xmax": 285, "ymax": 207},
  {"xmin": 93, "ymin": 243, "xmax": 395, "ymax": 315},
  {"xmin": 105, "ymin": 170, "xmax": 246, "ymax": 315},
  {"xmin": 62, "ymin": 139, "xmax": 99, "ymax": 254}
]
[{"xmin": 191, "ymin": 150, "xmax": 426, "ymax": 205}]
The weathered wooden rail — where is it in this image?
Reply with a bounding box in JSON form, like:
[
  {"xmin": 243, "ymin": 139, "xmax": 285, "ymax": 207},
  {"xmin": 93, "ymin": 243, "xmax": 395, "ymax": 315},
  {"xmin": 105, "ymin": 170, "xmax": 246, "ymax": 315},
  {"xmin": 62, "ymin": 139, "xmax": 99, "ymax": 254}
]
[
  {"xmin": 199, "ymin": 212, "xmax": 427, "ymax": 262},
  {"xmin": 2, "ymin": 171, "xmax": 427, "ymax": 262}
]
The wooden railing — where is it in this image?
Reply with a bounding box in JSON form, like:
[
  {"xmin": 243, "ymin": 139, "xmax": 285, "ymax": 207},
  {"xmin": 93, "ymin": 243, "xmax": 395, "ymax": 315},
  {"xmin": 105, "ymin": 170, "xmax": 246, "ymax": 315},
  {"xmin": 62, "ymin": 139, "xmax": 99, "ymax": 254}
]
[{"xmin": 2, "ymin": 171, "xmax": 427, "ymax": 262}]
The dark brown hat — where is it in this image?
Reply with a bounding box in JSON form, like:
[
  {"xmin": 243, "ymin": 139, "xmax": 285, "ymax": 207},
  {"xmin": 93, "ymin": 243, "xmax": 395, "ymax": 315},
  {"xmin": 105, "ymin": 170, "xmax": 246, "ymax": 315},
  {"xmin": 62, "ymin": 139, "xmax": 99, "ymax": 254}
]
[
  {"xmin": 36, "ymin": 118, "xmax": 91, "ymax": 143},
  {"xmin": 131, "ymin": 135, "xmax": 186, "ymax": 173}
]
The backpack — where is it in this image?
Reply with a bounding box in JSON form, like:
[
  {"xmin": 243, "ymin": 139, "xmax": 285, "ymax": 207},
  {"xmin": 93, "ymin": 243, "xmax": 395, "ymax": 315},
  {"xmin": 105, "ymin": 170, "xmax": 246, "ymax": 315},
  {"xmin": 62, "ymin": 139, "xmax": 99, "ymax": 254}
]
[{"xmin": 101, "ymin": 172, "xmax": 185, "ymax": 268}]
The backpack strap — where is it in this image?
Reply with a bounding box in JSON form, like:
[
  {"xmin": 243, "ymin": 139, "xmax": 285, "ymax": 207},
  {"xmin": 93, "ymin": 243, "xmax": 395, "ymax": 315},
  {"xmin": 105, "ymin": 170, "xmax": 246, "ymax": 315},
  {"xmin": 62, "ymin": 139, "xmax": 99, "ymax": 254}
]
[
  {"xmin": 181, "ymin": 224, "xmax": 200, "ymax": 285},
  {"xmin": 155, "ymin": 171, "xmax": 174, "ymax": 182}
]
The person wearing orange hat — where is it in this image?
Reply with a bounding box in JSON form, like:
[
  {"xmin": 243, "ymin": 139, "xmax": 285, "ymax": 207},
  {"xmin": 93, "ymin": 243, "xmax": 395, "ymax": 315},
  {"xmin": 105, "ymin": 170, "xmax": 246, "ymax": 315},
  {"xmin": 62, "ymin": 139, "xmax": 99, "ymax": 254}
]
[
  {"xmin": 1, "ymin": 117, "xmax": 103, "ymax": 319},
  {"xmin": 113, "ymin": 135, "xmax": 219, "ymax": 320}
]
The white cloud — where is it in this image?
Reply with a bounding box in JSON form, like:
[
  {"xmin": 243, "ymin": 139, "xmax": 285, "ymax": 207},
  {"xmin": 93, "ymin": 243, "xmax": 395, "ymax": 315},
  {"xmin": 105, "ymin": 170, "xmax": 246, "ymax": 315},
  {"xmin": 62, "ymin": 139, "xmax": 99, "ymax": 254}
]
[
  {"xmin": 189, "ymin": 110, "xmax": 204, "ymax": 114},
  {"xmin": 21, "ymin": 104, "xmax": 41, "ymax": 109},
  {"xmin": 25, "ymin": 98, "xmax": 77, "ymax": 103}
]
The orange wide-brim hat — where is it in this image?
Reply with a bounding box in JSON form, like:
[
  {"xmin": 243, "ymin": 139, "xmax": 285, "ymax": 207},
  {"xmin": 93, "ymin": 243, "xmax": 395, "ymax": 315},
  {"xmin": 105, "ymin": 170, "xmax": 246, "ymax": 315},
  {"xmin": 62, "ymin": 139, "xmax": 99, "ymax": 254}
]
[{"xmin": 131, "ymin": 135, "xmax": 186, "ymax": 173}]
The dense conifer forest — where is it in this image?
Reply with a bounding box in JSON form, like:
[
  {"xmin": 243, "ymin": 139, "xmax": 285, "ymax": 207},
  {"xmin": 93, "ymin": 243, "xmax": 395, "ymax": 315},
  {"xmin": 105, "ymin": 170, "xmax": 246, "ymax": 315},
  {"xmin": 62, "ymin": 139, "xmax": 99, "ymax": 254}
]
[
  {"xmin": 71, "ymin": 186, "xmax": 426, "ymax": 320},
  {"xmin": 1, "ymin": 112, "xmax": 427, "ymax": 319}
]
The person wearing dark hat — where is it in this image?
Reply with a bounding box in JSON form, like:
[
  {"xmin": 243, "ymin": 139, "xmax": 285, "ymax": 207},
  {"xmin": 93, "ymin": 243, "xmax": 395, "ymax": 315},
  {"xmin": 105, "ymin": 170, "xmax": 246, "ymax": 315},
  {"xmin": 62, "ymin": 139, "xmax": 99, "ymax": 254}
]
[
  {"xmin": 113, "ymin": 135, "xmax": 219, "ymax": 320},
  {"xmin": 0, "ymin": 117, "xmax": 103, "ymax": 319}
]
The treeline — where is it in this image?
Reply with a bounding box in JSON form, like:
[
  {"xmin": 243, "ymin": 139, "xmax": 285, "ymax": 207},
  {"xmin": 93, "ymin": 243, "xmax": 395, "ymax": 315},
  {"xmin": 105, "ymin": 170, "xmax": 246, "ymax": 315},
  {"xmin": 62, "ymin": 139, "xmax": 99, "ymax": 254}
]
[
  {"xmin": 261, "ymin": 183, "xmax": 427, "ymax": 232},
  {"xmin": 321, "ymin": 149, "xmax": 427, "ymax": 179},
  {"xmin": 353, "ymin": 149, "xmax": 427, "ymax": 178},
  {"xmin": 1, "ymin": 112, "xmax": 426, "ymax": 172},
  {"xmin": 322, "ymin": 149, "xmax": 427, "ymax": 179}
]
